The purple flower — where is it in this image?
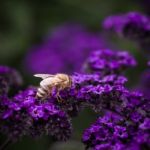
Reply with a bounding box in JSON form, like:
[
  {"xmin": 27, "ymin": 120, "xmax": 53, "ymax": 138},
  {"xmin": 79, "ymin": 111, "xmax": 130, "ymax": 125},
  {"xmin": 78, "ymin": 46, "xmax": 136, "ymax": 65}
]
[
  {"xmin": 0, "ymin": 88, "xmax": 72, "ymax": 141},
  {"xmin": 0, "ymin": 66, "xmax": 22, "ymax": 87},
  {"xmin": 133, "ymin": 131, "xmax": 150, "ymax": 149},
  {"xmin": 84, "ymin": 49, "xmax": 136, "ymax": 75},
  {"xmin": 139, "ymin": 118, "xmax": 150, "ymax": 130},
  {"xmin": 29, "ymin": 105, "xmax": 44, "ymax": 119},
  {"xmin": 114, "ymin": 126, "xmax": 128, "ymax": 139},
  {"xmin": 71, "ymin": 79, "xmax": 126, "ymax": 113},
  {"xmin": 95, "ymin": 143, "xmax": 111, "ymax": 150},
  {"xmin": 0, "ymin": 96, "xmax": 32, "ymax": 141},
  {"xmin": 48, "ymin": 73, "xmax": 127, "ymax": 116},
  {"xmin": 103, "ymin": 12, "xmax": 150, "ymax": 56},
  {"xmin": 24, "ymin": 23, "xmax": 106, "ymax": 74},
  {"xmin": 81, "ymin": 74, "xmax": 149, "ymax": 149},
  {"xmin": 0, "ymin": 66, "xmax": 23, "ymax": 95},
  {"xmin": 0, "ymin": 64, "xmax": 149, "ymax": 149},
  {"xmin": 82, "ymin": 109, "xmax": 150, "ymax": 150},
  {"xmin": 130, "ymin": 111, "xmax": 142, "ymax": 123},
  {"xmin": 103, "ymin": 11, "xmax": 150, "ymax": 41},
  {"xmin": 82, "ymin": 113, "xmax": 122, "ymax": 150}
]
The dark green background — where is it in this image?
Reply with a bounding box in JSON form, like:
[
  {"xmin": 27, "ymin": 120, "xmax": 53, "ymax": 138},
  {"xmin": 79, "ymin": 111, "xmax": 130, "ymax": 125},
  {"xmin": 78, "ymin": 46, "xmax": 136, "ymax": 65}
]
[{"xmin": 0, "ymin": 1, "xmax": 147, "ymax": 149}]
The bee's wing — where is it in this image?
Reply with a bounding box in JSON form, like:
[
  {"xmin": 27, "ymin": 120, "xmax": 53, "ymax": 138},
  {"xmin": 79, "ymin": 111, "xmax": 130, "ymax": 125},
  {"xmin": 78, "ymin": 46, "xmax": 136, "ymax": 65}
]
[{"xmin": 34, "ymin": 74, "xmax": 54, "ymax": 79}]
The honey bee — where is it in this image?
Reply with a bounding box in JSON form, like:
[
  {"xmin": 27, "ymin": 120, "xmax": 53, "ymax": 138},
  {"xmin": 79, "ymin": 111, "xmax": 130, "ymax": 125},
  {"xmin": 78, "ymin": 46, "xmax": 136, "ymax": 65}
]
[{"xmin": 34, "ymin": 73, "xmax": 72, "ymax": 101}]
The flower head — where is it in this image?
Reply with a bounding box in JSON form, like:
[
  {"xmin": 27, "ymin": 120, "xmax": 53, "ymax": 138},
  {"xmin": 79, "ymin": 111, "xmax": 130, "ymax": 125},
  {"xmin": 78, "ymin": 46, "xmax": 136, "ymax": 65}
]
[
  {"xmin": 24, "ymin": 23, "xmax": 106, "ymax": 74},
  {"xmin": 47, "ymin": 73, "xmax": 127, "ymax": 116},
  {"xmin": 103, "ymin": 12, "xmax": 150, "ymax": 41},
  {"xmin": 82, "ymin": 108, "xmax": 150, "ymax": 150},
  {"xmin": 0, "ymin": 66, "xmax": 22, "ymax": 95},
  {"xmin": 84, "ymin": 49, "xmax": 136, "ymax": 75},
  {"xmin": 0, "ymin": 88, "xmax": 72, "ymax": 141}
]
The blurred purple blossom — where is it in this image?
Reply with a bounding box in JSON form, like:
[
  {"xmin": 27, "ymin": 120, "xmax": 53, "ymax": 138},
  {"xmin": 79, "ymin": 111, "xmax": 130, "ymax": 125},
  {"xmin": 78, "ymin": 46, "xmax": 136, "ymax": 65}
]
[
  {"xmin": 103, "ymin": 12, "xmax": 150, "ymax": 41},
  {"xmin": 0, "ymin": 66, "xmax": 22, "ymax": 95},
  {"xmin": 24, "ymin": 23, "xmax": 106, "ymax": 74}
]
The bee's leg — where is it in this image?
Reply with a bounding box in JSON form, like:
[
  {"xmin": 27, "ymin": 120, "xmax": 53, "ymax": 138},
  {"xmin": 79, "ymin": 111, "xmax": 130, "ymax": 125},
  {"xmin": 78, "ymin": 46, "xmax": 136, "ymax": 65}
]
[
  {"xmin": 56, "ymin": 88, "xmax": 64, "ymax": 103},
  {"xmin": 56, "ymin": 93, "xmax": 62, "ymax": 102}
]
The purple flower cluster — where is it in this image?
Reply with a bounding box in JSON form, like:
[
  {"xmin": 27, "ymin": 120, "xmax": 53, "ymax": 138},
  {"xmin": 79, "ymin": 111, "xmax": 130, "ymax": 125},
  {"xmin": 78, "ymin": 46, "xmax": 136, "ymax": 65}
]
[
  {"xmin": 83, "ymin": 114, "xmax": 150, "ymax": 150},
  {"xmin": 81, "ymin": 48, "xmax": 150, "ymax": 149},
  {"xmin": 82, "ymin": 90, "xmax": 150, "ymax": 149},
  {"xmin": 84, "ymin": 49, "xmax": 136, "ymax": 75},
  {"xmin": 0, "ymin": 66, "xmax": 22, "ymax": 95},
  {"xmin": 49, "ymin": 73, "xmax": 127, "ymax": 116},
  {"xmin": 77, "ymin": 11, "xmax": 150, "ymax": 150},
  {"xmin": 0, "ymin": 54, "xmax": 150, "ymax": 150},
  {"xmin": 103, "ymin": 12, "xmax": 150, "ymax": 41},
  {"xmin": 0, "ymin": 88, "xmax": 72, "ymax": 141},
  {"xmin": 0, "ymin": 66, "xmax": 128, "ymax": 143},
  {"xmin": 0, "ymin": 65, "xmax": 127, "ymax": 143},
  {"xmin": 2, "ymin": 63, "xmax": 147, "ymax": 149},
  {"xmin": 24, "ymin": 23, "xmax": 106, "ymax": 74}
]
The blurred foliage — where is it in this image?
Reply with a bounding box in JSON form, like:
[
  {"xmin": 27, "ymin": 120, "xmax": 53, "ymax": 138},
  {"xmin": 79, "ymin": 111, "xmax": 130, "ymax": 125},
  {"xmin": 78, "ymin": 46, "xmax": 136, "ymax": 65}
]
[
  {"xmin": 0, "ymin": 0, "xmax": 147, "ymax": 150},
  {"xmin": 0, "ymin": 0, "xmax": 141, "ymax": 66},
  {"xmin": 50, "ymin": 140, "xmax": 84, "ymax": 150}
]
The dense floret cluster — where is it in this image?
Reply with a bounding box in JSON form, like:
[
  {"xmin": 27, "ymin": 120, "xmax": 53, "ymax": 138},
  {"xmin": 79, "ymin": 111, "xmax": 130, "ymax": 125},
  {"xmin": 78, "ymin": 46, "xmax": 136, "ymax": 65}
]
[
  {"xmin": 84, "ymin": 49, "xmax": 136, "ymax": 74},
  {"xmin": 83, "ymin": 112, "xmax": 150, "ymax": 150},
  {"xmin": 0, "ymin": 88, "xmax": 72, "ymax": 141},
  {"xmin": 0, "ymin": 66, "xmax": 22, "ymax": 95}
]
